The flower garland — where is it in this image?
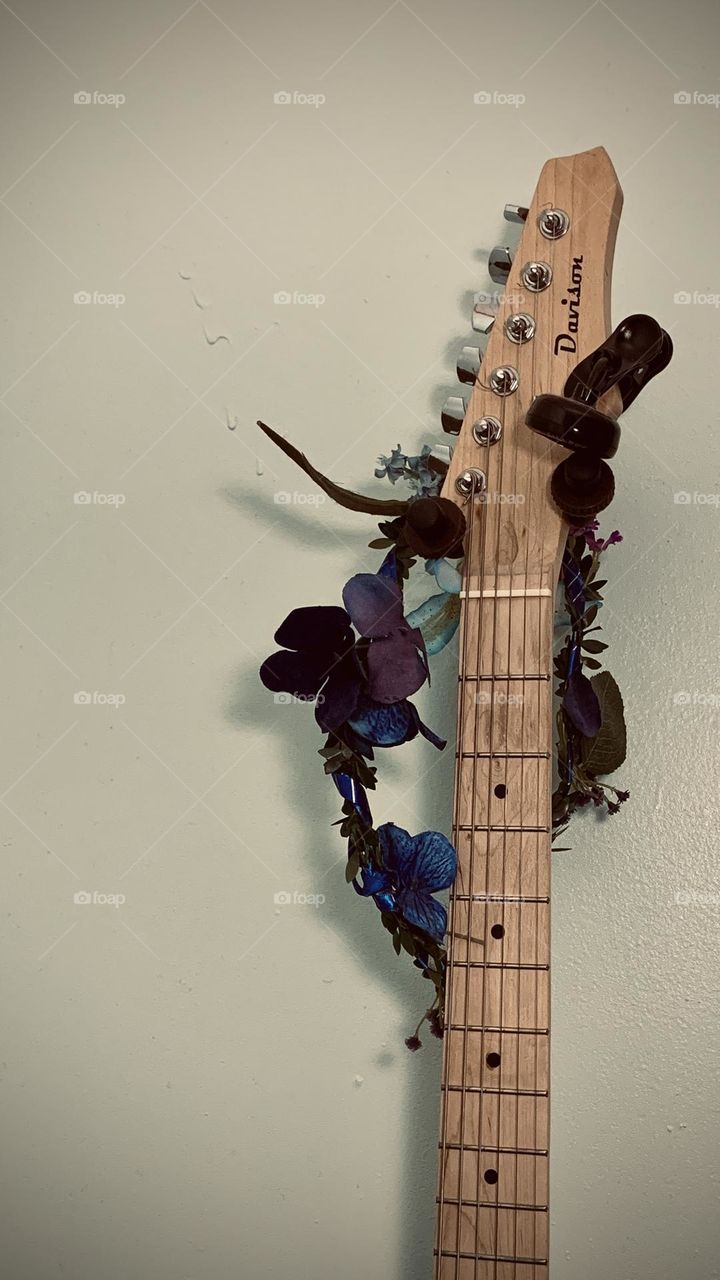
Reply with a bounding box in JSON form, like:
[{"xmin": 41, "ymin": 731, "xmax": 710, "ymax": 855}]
[{"xmin": 258, "ymin": 424, "xmax": 628, "ymax": 1049}]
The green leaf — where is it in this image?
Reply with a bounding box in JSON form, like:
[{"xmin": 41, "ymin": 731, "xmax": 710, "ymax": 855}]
[
  {"xmin": 581, "ymin": 639, "xmax": 608, "ymax": 653},
  {"xmin": 579, "ymin": 671, "xmax": 627, "ymax": 776},
  {"xmin": 345, "ymin": 852, "xmax": 360, "ymax": 883}
]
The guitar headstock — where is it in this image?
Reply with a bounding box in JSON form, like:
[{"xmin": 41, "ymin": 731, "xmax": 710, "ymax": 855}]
[{"xmin": 441, "ymin": 146, "xmax": 625, "ymax": 593}]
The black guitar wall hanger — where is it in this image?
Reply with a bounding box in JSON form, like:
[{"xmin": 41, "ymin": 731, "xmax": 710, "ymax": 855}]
[{"xmin": 525, "ymin": 313, "xmax": 673, "ymax": 521}]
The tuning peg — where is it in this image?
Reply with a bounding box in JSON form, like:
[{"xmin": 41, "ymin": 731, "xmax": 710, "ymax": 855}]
[
  {"xmin": 456, "ymin": 346, "xmax": 482, "ymax": 385},
  {"xmin": 471, "ymin": 294, "xmax": 497, "ymax": 334},
  {"xmin": 488, "ymin": 246, "xmax": 513, "ymax": 285},
  {"xmin": 503, "ymin": 204, "xmax": 529, "ymax": 225},
  {"xmin": 425, "ymin": 443, "xmax": 453, "ymax": 478},
  {"xmin": 441, "ymin": 395, "xmax": 468, "ymax": 435}
]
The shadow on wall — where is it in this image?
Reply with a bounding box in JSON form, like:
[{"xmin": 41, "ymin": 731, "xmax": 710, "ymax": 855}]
[{"xmin": 225, "ymin": 482, "xmax": 457, "ymax": 1280}]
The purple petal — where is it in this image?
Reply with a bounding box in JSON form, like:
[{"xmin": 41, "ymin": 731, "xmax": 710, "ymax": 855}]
[
  {"xmin": 275, "ymin": 605, "xmax": 352, "ymax": 653},
  {"xmin": 563, "ymin": 668, "xmax": 602, "ymax": 737},
  {"xmin": 342, "ymin": 574, "xmax": 404, "ymax": 638},
  {"xmin": 315, "ymin": 657, "xmax": 362, "ymax": 732},
  {"xmin": 366, "ymin": 632, "xmax": 427, "ymax": 703},
  {"xmin": 259, "ymin": 649, "xmax": 328, "ymax": 697}
]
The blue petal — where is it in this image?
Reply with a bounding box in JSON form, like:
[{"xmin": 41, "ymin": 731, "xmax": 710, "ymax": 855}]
[
  {"xmin": 332, "ymin": 771, "xmax": 372, "ymax": 826},
  {"xmin": 348, "ymin": 697, "xmax": 417, "ymax": 747},
  {"xmin": 410, "ymin": 830, "xmax": 457, "ymax": 891},
  {"xmin": 396, "ymin": 889, "xmax": 448, "ymax": 942},
  {"xmin": 377, "ymin": 550, "xmax": 398, "ymax": 581},
  {"xmin": 377, "ymin": 821, "xmax": 415, "ymax": 875},
  {"xmin": 353, "ymin": 864, "xmax": 390, "ymax": 898},
  {"xmin": 406, "ymin": 591, "xmax": 460, "ymax": 656},
  {"xmin": 425, "ymin": 558, "xmax": 462, "ymax": 594}
]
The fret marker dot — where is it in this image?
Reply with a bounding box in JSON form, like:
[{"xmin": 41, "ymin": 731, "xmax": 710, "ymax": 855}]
[
  {"xmin": 494, "ymin": 783, "xmax": 507, "ymax": 798},
  {"xmin": 486, "ymin": 1051, "xmax": 501, "ymax": 1069},
  {"xmin": 484, "ymin": 1168, "xmax": 499, "ymax": 1185},
  {"xmin": 491, "ymin": 924, "xmax": 505, "ymax": 939}
]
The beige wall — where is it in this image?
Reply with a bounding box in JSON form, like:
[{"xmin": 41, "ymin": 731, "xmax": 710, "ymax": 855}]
[{"xmin": 2, "ymin": 1, "xmax": 719, "ymax": 1277}]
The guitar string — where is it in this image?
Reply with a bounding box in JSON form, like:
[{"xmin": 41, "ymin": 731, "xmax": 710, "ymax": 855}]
[
  {"xmin": 509, "ymin": 329, "xmax": 528, "ymax": 1280},
  {"xmin": 473, "ymin": 371, "xmax": 509, "ymax": 1280},
  {"xmin": 437, "ymin": 434, "xmax": 492, "ymax": 1276},
  {"xmin": 463, "ymin": 363, "xmax": 498, "ymax": 1280},
  {"xmin": 436, "ymin": 482, "xmax": 479, "ymax": 1279}
]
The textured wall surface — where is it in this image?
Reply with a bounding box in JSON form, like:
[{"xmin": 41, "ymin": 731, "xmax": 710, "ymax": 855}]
[{"xmin": 2, "ymin": 1, "xmax": 719, "ymax": 1277}]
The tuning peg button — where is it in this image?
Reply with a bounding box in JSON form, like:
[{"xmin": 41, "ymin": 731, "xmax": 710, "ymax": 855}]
[
  {"xmin": 441, "ymin": 395, "xmax": 468, "ymax": 435},
  {"xmin": 503, "ymin": 203, "xmax": 529, "ymax": 225},
  {"xmin": 471, "ymin": 294, "xmax": 497, "ymax": 334},
  {"xmin": 425, "ymin": 444, "xmax": 453, "ymax": 478},
  {"xmin": 488, "ymin": 246, "xmax": 513, "ymax": 285},
  {"xmin": 457, "ymin": 346, "xmax": 482, "ymax": 385}
]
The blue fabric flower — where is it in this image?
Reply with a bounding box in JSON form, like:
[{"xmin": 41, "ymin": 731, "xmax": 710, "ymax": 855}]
[{"xmin": 354, "ymin": 822, "xmax": 457, "ymax": 942}]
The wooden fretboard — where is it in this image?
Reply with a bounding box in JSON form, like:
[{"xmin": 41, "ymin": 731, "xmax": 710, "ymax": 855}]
[{"xmin": 434, "ymin": 589, "xmax": 554, "ymax": 1280}]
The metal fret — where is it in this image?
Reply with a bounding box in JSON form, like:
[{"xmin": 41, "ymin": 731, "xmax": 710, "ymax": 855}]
[
  {"xmin": 436, "ymin": 1250, "xmax": 548, "ymax": 1266},
  {"xmin": 452, "ymin": 894, "xmax": 550, "ymax": 904},
  {"xmin": 449, "ymin": 960, "xmax": 549, "ymax": 971},
  {"xmin": 446, "ymin": 1024, "xmax": 549, "ymax": 1035},
  {"xmin": 456, "ymin": 824, "xmax": 551, "ymax": 833},
  {"xmin": 456, "ymin": 750, "xmax": 550, "ymax": 759},
  {"xmin": 458, "ymin": 673, "xmax": 551, "ymax": 682},
  {"xmin": 436, "ymin": 1197, "xmax": 548, "ymax": 1212},
  {"xmin": 439, "ymin": 1142, "xmax": 548, "ymax": 1157},
  {"xmin": 441, "ymin": 1084, "xmax": 549, "ymax": 1097}
]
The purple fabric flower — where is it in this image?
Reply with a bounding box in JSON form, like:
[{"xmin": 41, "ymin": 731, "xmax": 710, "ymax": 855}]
[
  {"xmin": 354, "ymin": 822, "xmax": 457, "ymax": 942},
  {"xmin": 342, "ymin": 573, "xmax": 427, "ymax": 704},
  {"xmin": 259, "ymin": 605, "xmax": 362, "ymax": 732}
]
